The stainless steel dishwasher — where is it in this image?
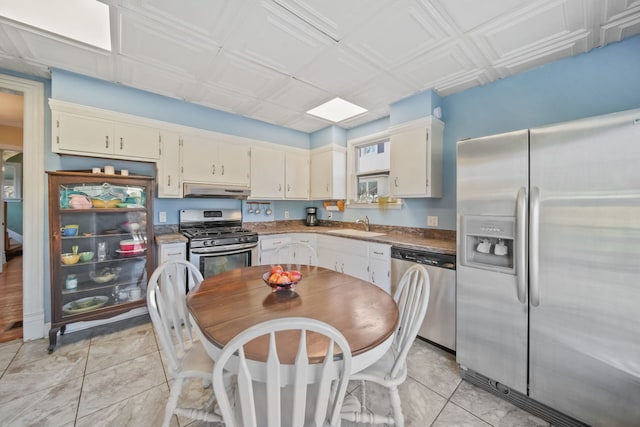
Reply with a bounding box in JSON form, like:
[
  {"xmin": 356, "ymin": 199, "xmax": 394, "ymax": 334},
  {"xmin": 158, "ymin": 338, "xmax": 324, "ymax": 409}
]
[{"xmin": 391, "ymin": 246, "xmax": 456, "ymax": 352}]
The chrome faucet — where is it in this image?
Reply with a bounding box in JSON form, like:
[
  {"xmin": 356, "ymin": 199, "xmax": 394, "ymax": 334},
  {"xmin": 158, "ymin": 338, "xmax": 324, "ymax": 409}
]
[{"xmin": 356, "ymin": 216, "xmax": 370, "ymax": 232}]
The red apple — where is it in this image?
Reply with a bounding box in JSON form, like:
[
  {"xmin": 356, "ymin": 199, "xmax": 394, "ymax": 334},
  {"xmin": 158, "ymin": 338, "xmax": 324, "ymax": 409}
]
[
  {"xmin": 271, "ymin": 265, "xmax": 284, "ymax": 275},
  {"xmin": 277, "ymin": 275, "xmax": 291, "ymax": 285},
  {"xmin": 289, "ymin": 270, "xmax": 302, "ymax": 282}
]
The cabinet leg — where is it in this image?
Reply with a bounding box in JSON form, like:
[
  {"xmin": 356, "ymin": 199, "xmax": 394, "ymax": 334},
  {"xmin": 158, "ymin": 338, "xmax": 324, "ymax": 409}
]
[{"xmin": 48, "ymin": 326, "xmax": 62, "ymax": 354}]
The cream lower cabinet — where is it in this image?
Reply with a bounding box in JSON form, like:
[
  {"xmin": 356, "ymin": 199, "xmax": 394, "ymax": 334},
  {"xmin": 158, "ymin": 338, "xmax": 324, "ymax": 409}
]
[
  {"xmin": 318, "ymin": 235, "xmax": 391, "ymax": 293},
  {"xmin": 258, "ymin": 235, "xmax": 292, "ymax": 265},
  {"xmin": 156, "ymin": 241, "xmax": 187, "ymax": 290},
  {"xmin": 258, "ymin": 234, "xmax": 317, "ymax": 266},
  {"xmin": 368, "ymin": 243, "xmax": 391, "ymax": 293},
  {"xmin": 157, "ymin": 242, "xmax": 187, "ymax": 265},
  {"xmin": 389, "ymin": 116, "xmax": 444, "ymax": 198},
  {"xmin": 317, "ymin": 236, "xmax": 368, "ymax": 282}
]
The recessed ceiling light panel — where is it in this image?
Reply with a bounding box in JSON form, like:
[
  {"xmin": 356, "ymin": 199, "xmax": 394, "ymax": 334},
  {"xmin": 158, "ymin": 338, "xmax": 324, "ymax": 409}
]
[
  {"xmin": 306, "ymin": 97, "xmax": 368, "ymax": 123},
  {"xmin": 0, "ymin": 0, "xmax": 111, "ymax": 51}
]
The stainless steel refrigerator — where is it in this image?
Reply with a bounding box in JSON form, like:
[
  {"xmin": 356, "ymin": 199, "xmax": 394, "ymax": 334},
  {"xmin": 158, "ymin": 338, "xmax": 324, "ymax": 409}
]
[{"xmin": 456, "ymin": 108, "xmax": 640, "ymax": 427}]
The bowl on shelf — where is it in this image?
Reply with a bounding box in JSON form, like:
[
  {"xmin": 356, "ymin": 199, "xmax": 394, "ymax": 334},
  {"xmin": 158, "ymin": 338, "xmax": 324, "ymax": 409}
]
[
  {"xmin": 90, "ymin": 267, "xmax": 121, "ymax": 283},
  {"xmin": 61, "ymin": 225, "xmax": 79, "ymax": 236},
  {"xmin": 61, "ymin": 253, "xmax": 80, "ymax": 265},
  {"xmin": 91, "ymin": 198, "xmax": 122, "ymax": 208},
  {"xmin": 119, "ymin": 239, "xmax": 144, "ymax": 252},
  {"xmin": 79, "ymin": 251, "xmax": 94, "ymax": 262},
  {"xmin": 68, "ymin": 194, "xmax": 92, "ymax": 209}
]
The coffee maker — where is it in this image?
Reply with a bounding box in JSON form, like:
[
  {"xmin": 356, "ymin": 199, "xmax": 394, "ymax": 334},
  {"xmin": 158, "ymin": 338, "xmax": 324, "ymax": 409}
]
[{"xmin": 305, "ymin": 207, "xmax": 318, "ymax": 226}]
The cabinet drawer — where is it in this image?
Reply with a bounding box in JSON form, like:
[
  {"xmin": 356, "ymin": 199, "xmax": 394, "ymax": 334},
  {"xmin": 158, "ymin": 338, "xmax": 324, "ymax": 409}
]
[
  {"xmin": 369, "ymin": 243, "xmax": 390, "ymax": 260},
  {"xmin": 260, "ymin": 236, "xmax": 292, "ymax": 251}
]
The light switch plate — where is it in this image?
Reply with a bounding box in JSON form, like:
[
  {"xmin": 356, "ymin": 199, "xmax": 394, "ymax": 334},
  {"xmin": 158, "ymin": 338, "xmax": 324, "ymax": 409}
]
[
  {"xmin": 427, "ymin": 215, "xmax": 438, "ymax": 227},
  {"xmin": 159, "ymin": 211, "xmax": 167, "ymax": 223}
]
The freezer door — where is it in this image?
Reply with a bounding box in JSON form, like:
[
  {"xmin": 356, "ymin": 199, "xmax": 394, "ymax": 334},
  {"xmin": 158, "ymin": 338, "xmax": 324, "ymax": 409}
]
[
  {"xmin": 529, "ymin": 109, "xmax": 640, "ymax": 426},
  {"xmin": 456, "ymin": 130, "xmax": 529, "ymax": 394}
]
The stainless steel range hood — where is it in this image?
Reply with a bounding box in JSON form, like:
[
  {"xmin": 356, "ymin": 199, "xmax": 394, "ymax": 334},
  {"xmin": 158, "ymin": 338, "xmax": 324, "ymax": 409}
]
[{"xmin": 183, "ymin": 183, "xmax": 251, "ymax": 199}]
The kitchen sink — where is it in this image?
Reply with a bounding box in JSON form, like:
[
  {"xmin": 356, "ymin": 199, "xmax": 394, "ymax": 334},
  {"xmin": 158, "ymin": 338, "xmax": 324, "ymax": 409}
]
[{"xmin": 327, "ymin": 229, "xmax": 386, "ymax": 238}]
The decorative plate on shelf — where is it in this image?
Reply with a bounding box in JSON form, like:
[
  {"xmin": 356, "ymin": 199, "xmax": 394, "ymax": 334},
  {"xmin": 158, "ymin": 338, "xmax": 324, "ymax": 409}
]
[
  {"xmin": 63, "ymin": 296, "xmax": 109, "ymax": 315},
  {"xmin": 116, "ymin": 248, "xmax": 146, "ymax": 257}
]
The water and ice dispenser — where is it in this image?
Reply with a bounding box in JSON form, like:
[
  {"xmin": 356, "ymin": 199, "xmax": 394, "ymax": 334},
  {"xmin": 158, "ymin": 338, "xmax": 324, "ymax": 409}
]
[{"xmin": 462, "ymin": 216, "xmax": 516, "ymax": 273}]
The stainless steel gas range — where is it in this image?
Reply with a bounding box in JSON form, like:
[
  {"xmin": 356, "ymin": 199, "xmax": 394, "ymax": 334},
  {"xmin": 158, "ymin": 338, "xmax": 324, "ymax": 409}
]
[{"xmin": 179, "ymin": 209, "xmax": 258, "ymax": 279}]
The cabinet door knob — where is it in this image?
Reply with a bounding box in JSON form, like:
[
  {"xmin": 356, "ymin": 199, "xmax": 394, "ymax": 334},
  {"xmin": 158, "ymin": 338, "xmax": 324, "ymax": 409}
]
[
  {"xmin": 221, "ymin": 165, "xmax": 225, "ymax": 175},
  {"xmin": 105, "ymin": 135, "xmax": 109, "ymax": 149},
  {"xmin": 167, "ymin": 175, "xmax": 171, "ymax": 186},
  {"xmin": 278, "ymin": 184, "xmax": 282, "ymax": 192},
  {"xmin": 394, "ymin": 177, "xmax": 398, "ymax": 187},
  {"xmin": 120, "ymin": 137, "xmax": 123, "ymax": 150},
  {"xmin": 212, "ymin": 164, "xmax": 216, "ymax": 175}
]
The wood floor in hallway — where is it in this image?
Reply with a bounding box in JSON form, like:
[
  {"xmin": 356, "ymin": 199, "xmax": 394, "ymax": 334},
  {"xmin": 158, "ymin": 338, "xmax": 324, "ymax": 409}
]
[{"xmin": 0, "ymin": 255, "xmax": 22, "ymax": 343}]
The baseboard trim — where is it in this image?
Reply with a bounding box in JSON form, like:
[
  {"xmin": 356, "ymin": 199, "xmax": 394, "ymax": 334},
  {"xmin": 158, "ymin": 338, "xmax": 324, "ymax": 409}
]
[{"xmin": 460, "ymin": 367, "xmax": 588, "ymax": 427}]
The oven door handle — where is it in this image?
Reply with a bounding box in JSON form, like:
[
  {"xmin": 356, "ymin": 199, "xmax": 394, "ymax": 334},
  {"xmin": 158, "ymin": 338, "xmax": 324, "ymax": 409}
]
[{"xmin": 190, "ymin": 246, "xmax": 255, "ymax": 256}]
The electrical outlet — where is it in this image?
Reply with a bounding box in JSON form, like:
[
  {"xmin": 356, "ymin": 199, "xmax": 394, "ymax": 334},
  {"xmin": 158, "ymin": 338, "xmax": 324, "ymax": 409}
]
[
  {"xmin": 284, "ymin": 211, "xmax": 290, "ymax": 219},
  {"xmin": 427, "ymin": 215, "xmax": 438, "ymax": 227},
  {"xmin": 327, "ymin": 211, "xmax": 333, "ymax": 219},
  {"xmin": 159, "ymin": 211, "xmax": 167, "ymax": 223}
]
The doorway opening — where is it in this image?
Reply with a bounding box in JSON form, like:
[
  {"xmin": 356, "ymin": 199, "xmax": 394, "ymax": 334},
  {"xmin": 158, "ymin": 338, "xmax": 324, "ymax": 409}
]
[
  {"xmin": 0, "ymin": 74, "xmax": 46, "ymax": 342},
  {"xmin": 0, "ymin": 91, "xmax": 24, "ymax": 342}
]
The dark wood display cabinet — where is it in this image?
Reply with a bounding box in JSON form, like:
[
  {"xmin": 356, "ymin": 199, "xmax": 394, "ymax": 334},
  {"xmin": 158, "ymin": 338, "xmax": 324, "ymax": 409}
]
[{"xmin": 47, "ymin": 171, "xmax": 155, "ymax": 352}]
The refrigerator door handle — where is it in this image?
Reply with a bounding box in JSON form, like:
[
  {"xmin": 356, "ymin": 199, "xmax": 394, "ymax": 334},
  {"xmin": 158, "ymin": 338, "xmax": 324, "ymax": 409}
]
[
  {"xmin": 530, "ymin": 186, "xmax": 541, "ymax": 307},
  {"xmin": 516, "ymin": 187, "xmax": 528, "ymax": 304}
]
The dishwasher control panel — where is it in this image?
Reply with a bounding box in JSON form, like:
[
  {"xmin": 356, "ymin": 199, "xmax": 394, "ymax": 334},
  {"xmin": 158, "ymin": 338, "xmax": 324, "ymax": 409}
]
[{"xmin": 391, "ymin": 247, "xmax": 455, "ymax": 270}]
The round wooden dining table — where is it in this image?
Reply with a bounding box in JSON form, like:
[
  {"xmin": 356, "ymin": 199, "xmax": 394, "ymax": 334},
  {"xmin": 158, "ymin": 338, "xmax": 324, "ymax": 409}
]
[{"xmin": 187, "ymin": 265, "xmax": 399, "ymax": 373}]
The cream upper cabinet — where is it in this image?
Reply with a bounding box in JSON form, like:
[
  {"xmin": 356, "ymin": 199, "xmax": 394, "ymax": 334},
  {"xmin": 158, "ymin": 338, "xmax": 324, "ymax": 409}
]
[
  {"xmin": 218, "ymin": 138, "xmax": 251, "ymax": 187},
  {"xmin": 251, "ymin": 145, "xmax": 285, "ymax": 199},
  {"xmin": 52, "ymin": 110, "xmax": 160, "ymax": 161},
  {"xmin": 157, "ymin": 131, "xmax": 182, "ymax": 198},
  {"xmin": 389, "ymin": 116, "xmax": 444, "ymax": 198},
  {"xmin": 114, "ymin": 122, "xmax": 161, "ymax": 160},
  {"xmin": 285, "ymin": 150, "xmax": 310, "ymax": 199},
  {"xmin": 310, "ymin": 146, "xmax": 346, "ymax": 200},
  {"xmin": 54, "ymin": 111, "xmax": 114, "ymax": 156},
  {"xmin": 181, "ymin": 133, "xmax": 250, "ymax": 187},
  {"xmin": 181, "ymin": 133, "xmax": 218, "ymax": 183}
]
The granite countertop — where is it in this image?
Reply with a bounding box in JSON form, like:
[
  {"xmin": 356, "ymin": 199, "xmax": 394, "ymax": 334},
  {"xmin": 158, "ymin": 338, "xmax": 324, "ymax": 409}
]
[
  {"xmin": 154, "ymin": 232, "xmax": 188, "ymax": 245},
  {"xmin": 243, "ymin": 220, "xmax": 456, "ymax": 255}
]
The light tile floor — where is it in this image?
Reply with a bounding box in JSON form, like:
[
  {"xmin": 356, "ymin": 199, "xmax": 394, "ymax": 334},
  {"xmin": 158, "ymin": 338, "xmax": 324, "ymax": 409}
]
[{"xmin": 0, "ymin": 315, "xmax": 548, "ymax": 426}]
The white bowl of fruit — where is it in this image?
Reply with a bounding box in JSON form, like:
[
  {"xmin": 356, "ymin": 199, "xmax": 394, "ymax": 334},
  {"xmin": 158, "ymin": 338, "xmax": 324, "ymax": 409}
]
[{"xmin": 263, "ymin": 265, "xmax": 302, "ymax": 291}]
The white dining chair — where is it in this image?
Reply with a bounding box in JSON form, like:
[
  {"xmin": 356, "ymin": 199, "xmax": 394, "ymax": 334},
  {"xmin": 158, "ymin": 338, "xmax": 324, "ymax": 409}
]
[
  {"xmin": 147, "ymin": 259, "xmax": 223, "ymax": 427},
  {"xmin": 341, "ymin": 264, "xmax": 430, "ymax": 427},
  {"xmin": 212, "ymin": 317, "xmax": 352, "ymax": 427},
  {"xmin": 273, "ymin": 241, "xmax": 318, "ymax": 270}
]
